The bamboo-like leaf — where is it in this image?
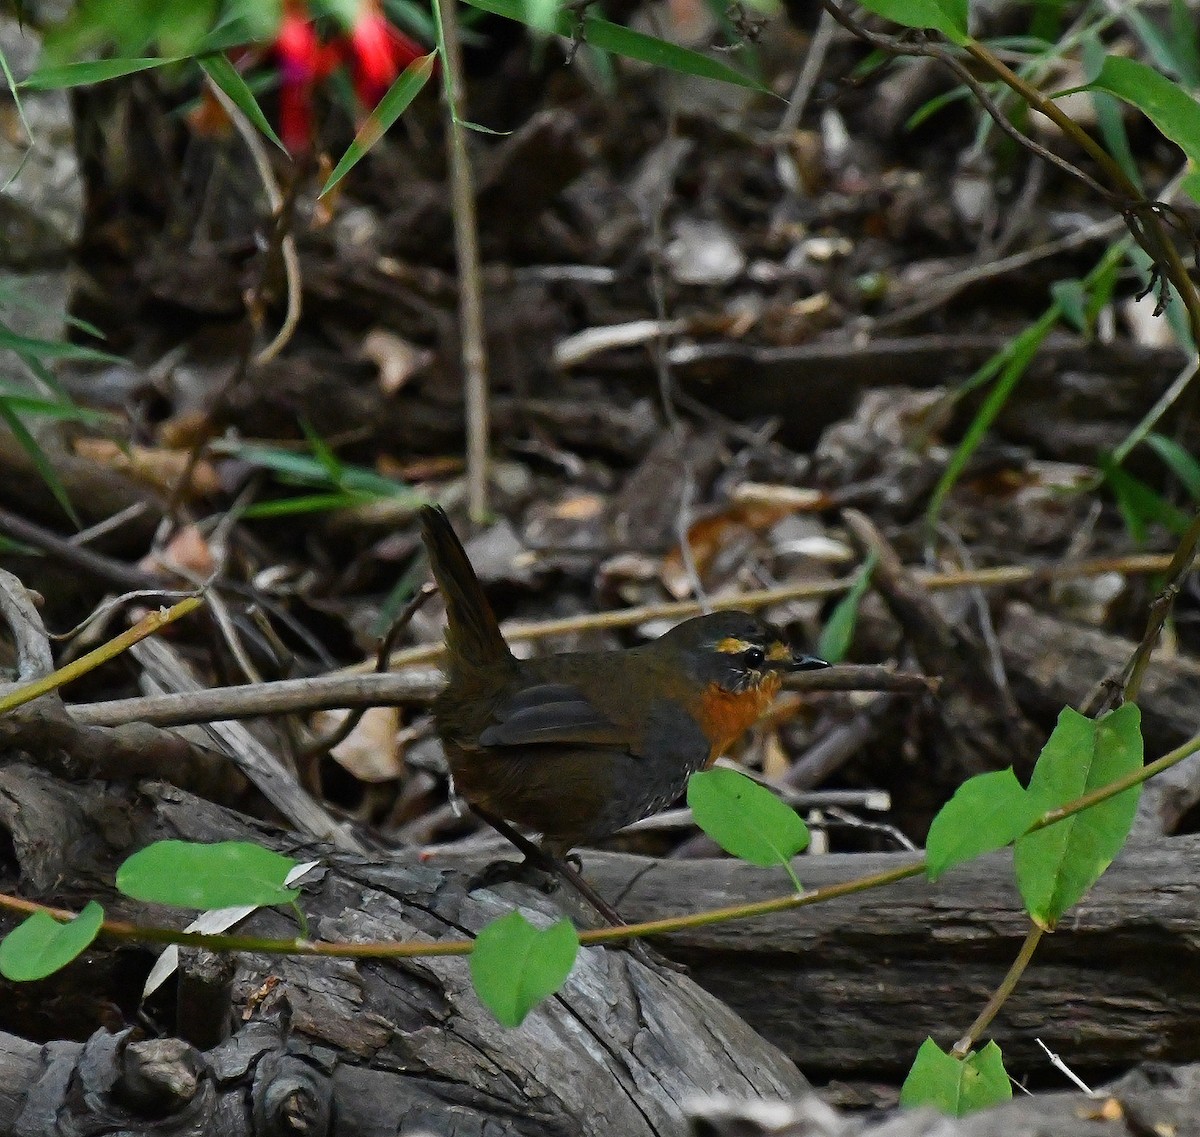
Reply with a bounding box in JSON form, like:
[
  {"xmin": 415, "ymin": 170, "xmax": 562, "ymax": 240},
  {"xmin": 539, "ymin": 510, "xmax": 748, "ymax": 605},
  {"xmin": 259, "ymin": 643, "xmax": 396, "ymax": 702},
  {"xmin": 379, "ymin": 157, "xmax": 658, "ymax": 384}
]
[
  {"xmin": 199, "ymin": 53, "xmax": 286, "ymax": 152},
  {"xmin": 321, "ymin": 53, "xmax": 437, "ymax": 197}
]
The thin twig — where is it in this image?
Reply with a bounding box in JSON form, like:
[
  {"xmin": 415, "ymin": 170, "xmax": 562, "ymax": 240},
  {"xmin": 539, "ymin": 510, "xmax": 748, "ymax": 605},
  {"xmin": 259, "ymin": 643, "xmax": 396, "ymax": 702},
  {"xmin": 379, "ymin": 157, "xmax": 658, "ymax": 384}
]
[
  {"xmin": 359, "ymin": 550, "xmax": 1174, "ymax": 673},
  {"xmin": 433, "ymin": 0, "xmax": 490, "ymax": 521},
  {"xmin": 775, "ymin": 5, "xmax": 837, "ymax": 138},
  {"xmin": 203, "ymin": 75, "xmax": 302, "ymax": 366},
  {"xmin": 299, "ymin": 585, "xmax": 437, "ymax": 764}
]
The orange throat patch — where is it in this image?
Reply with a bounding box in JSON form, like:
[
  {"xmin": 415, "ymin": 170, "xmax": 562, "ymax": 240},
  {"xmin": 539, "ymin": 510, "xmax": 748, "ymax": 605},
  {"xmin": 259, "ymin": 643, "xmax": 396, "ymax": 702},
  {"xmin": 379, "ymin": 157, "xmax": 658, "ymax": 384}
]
[{"xmin": 696, "ymin": 673, "xmax": 782, "ymax": 765}]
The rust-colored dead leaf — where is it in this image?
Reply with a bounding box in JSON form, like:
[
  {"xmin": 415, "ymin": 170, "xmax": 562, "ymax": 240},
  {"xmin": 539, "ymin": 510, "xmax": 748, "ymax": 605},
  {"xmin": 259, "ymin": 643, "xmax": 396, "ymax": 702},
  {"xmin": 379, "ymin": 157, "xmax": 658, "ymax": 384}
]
[
  {"xmin": 1076, "ymin": 1098, "xmax": 1124, "ymax": 1122},
  {"xmin": 157, "ymin": 409, "xmax": 218, "ymax": 450},
  {"xmin": 552, "ymin": 493, "xmax": 605, "ymax": 521},
  {"xmin": 660, "ymin": 502, "xmax": 794, "ymax": 599},
  {"xmin": 73, "ymin": 437, "xmax": 220, "ymax": 499},
  {"xmin": 140, "ymin": 525, "xmax": 216, "ymax": 580},
  {"xmin": 378, "ymin": 455, "xmax": 462, "ymax": 481}
]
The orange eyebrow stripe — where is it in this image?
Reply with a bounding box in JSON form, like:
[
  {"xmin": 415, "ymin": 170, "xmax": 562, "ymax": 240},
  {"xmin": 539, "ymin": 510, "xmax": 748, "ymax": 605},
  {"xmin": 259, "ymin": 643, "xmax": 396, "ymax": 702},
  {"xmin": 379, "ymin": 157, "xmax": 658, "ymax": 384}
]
[{"xmin": 715, "ymin": 637, "xmax": 752, "ymax": 654}]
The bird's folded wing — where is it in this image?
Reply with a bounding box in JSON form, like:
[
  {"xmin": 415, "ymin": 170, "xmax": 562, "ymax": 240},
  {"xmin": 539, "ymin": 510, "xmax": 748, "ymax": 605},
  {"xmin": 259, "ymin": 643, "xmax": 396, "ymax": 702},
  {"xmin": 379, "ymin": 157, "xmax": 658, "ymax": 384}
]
[{"xmin": 478, "ymin": 683, "xmax": 629, "ymax": 747}]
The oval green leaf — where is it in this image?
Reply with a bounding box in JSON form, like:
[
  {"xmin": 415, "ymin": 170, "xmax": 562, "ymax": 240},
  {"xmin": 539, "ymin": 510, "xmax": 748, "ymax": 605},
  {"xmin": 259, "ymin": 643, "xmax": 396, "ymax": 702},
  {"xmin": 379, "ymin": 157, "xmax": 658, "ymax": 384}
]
[
  {"xmin": 688, "ymin": 767, "xmax": 809, "ymax": 868},
  {"xmin": 0, "ymin": 901, "xmax": 105, "ymax": 981},
  {"xmin": 926, "ymin": 768, "xmax": 1040, "ymax": 882},
  {"xmin": 117, "ymin": 840, "xmax": 301, "ymax": 909},
  {"xmin": 470, "ymin": 911, "xmax": 579, "ymax": 1027},
  {"xmin": 1084, "ymin": 56, "xmax": 1200, "ymax": 166},
  {"xmin": 855, "ymin": 0, "xmax": 969, "ymax": 44},
  {"xmin": 1014, "ymin": 704, "xmax": 1143, "ymax": 928},
  {"xmin": 901, "ymin": 1038, "xmax": 1012, "ymax": 1116}
]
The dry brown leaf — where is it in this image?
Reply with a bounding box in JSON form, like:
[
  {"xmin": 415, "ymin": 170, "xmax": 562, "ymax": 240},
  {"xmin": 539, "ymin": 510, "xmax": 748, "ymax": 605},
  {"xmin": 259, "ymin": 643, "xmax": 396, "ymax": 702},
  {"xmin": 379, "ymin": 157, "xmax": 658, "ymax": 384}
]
[
  {"xmin": 140, "ymin": 525, "xmax": 216, "ymax": 580},
  {"xmin": 314, "ymin": 706, "xmax": 402, "ymax": 783},
  {"xmin": 660, "ymin": 502, "xmax": 794, "ymax": 599},
  {"xmin": 761, "ymin": 731, "xmax": 790, "ymax": 781},
  {"xmin": 73, "ymin": 437, "xmax": 220, "ymax": 498},
  {"xmin": 552, "ymin": 492, "xmax": 605, "ymax": 521},
  {"xmin": 362, "ymin": 328, "xmax": 434, "ymax": 395}
]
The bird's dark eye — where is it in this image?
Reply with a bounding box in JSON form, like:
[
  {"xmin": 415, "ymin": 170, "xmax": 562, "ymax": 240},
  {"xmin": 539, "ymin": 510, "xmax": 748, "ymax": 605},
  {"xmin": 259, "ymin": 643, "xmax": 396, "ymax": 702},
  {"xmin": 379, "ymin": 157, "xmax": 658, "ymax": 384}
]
[{"xmin": 744, "ymin": 646, "xmax": 766, "ymax": 669}]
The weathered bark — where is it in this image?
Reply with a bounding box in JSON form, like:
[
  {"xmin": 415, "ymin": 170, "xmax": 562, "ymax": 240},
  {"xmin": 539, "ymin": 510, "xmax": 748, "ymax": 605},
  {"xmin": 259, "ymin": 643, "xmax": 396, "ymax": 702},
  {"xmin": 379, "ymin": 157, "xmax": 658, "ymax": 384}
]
[
  {"xmin": 692, "ymin": 1062, "xmax": 1200, "ymax": 1136},
  {"xmin": 555, "ymin": 840, "xmax": 1200, "ymax": 1084},
  {"xmin": 0, "ymin": 767, "xmax": 806, "ymax": 1137},
  {"xmin": 5, "ymin": 1023, "xmax": 1199, "ymax": 1137}
]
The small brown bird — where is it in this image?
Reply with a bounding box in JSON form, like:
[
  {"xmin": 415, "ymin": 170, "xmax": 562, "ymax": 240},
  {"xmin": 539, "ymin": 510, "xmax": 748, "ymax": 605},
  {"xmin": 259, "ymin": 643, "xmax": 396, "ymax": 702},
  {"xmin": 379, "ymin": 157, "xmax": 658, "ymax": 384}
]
[{"xmin": 420, "ymin": 505, "xmax": 828, "ymax": 860}]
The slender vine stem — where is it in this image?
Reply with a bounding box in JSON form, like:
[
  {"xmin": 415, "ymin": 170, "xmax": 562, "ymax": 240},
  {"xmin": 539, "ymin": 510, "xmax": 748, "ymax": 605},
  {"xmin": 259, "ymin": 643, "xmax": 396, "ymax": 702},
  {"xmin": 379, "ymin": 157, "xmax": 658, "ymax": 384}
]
[
  {"xmin": 951, "ymin": 924, "xmax": 1044, "ymax": 1058},
  {"xmin": 4, "ymin": 724, "xmax": 1198, "ymax": 962}
]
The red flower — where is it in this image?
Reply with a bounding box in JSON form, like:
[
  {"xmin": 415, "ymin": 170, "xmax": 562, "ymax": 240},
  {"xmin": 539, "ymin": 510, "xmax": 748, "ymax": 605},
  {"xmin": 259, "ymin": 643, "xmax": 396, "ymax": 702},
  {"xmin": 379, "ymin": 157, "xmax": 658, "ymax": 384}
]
[
  {"xmin": 276, "ymin": 7, "xmax": 322, "ymax": 151},
  {"xmin": 347, "ymin": 2, "xmax": 425, "ymax": 107},
  {"xmin": 270, "ymin": 0, "xmax": 425, "ymax": 153}
]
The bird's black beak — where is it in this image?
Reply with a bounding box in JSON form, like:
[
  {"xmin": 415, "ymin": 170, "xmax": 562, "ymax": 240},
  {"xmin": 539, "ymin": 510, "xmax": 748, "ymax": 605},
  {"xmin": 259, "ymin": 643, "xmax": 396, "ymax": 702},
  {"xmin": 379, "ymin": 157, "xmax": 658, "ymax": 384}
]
[
  {"xmin": 790, "ymin": 652, "xmax": 829, "ymax": 671},
  {"xmin": 767, "ymin": 642, "xmax": 830, "ymax": 671}
]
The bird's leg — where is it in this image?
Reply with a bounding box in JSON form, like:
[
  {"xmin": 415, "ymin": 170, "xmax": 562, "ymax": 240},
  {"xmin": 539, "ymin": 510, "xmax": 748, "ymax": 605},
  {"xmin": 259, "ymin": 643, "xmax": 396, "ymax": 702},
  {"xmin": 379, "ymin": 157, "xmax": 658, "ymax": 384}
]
[{"xmin": 469, "ymin": 806, "xmax": 685, "ymax": 973}]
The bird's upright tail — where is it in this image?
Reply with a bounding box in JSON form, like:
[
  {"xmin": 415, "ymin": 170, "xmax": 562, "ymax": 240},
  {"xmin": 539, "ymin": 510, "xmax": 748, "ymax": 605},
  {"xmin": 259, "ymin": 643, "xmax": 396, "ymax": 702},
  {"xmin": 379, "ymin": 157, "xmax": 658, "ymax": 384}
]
[{"xmin": 419, "ymin": 505, "xmax": 513, "ymax": 672}]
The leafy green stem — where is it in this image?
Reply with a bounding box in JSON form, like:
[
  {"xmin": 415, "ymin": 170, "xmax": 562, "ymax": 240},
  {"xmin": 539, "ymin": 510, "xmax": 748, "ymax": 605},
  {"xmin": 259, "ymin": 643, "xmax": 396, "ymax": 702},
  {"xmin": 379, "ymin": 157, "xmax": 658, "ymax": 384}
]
[{"xmin": 950, "ymin": 923, "xmax": 1043, "ymax": 1058}]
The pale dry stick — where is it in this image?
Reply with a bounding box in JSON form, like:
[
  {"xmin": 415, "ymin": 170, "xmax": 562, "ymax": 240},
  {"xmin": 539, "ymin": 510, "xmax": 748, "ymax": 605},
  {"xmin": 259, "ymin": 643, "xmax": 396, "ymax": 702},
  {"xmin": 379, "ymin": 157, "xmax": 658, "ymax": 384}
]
[
  {"xmin": 68, "ymin": 663, "xmax": 911, "ymax": 730},
  {"xmin": 67, "ymin": 501, "xmax": 151, "ymax": 547},
  {"xmin": 204, "ymin": 76, "xmax": 301, "ymax": 367},
  {"xmin": 362, "ymin": 549, "xmax": 1175, "ymax": 673},
  {"xmin": 1036, "ymin": 1039, "xmax": 1095, "ymax": 1096},
  {"xmin": 130, "ymin": 635, "xmax": 367, "ymax": 853},
  {"xmin": 775, "ymin": 5, "xmax": 838, "ymax": 139},
  {"xmin": 65, "ymin": 542, "xmax": 1168, "ymax": 731},
  {"xmin": 869, "ymin": 207, "xmax": 1123, "ymax": 333},
  {"xmin": 434, "ymin": 0, "xmax": 490, "ymax": 522},
  {"xmin": 642, "ymin": 90, "xmax": 706, "ymax": 606}
]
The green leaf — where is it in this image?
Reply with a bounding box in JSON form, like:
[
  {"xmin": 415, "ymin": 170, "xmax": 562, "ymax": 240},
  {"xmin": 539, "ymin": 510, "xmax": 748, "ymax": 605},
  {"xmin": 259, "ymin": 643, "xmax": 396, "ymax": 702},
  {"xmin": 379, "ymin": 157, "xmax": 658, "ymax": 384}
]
[
  {"xmin": 901, "ymin": 1039, "xmax": 1012, "ymax": 1115},
  {"xmin": 925, "ymin": 306, "xmax": 1057, "ymax": 532},
  {"xmin": 818, "ymin": 551, "xmax": 876, "ymax": 663},
  {"xmin": 1144, "ymin": 433, "xmax": 1200, "ymax": 501},
  {"xmin": 854, "ymin": 0, "xmax": 969, "ymax": 44},
  {"xmin": 688, "ymin": 767, "xmax": 809, "ymax": 877},
  {"xmin": 0, "ymin": 325, "xmax": 119, "ymax": 364},
  {"xmin": 0, "ymin": 901, "xmax": 105, "ymax": 981},
  {"xmin": 240, "ymin": 491, "xmax": 384, "ymax": 518},
  {"xmin": 1168, "ymin": 0, "xmax": 1200, "ymax": 86},
  {"xmin": 924, "ymin": 242, "xmax": 1126, "ymax": 534},
  {"xmin": 462, "ymin": 0, "xmax": 765, "ymax": 90},
  {"xmin": 20, "ymin": 56, "xmax": 177, "ymax": 90},
  {"xmin": 117, "ymin": 840, "xmax": 302, "ymax": 909},
  {"xmin": 581, "ymin": 16, "xmax": 763, "ymax": 87},
  {"xmin": 321, "ymin": 52, "xmax": 437, "ymax": 196},
  {"xmin": 926, "ymin": 769, "xmax": 1041, "ymax": 882},
  {"xmin": 1014, "ymin": 705, "xmax": 1143, "ymax": 929},
  {"xmin": 1050, "ymin": 279, "xmax": 1087, "ymax": 333},
  {"xmin": 198, "ymin": 53, "xmax": 286, "ymax": 152},
  {"xmin": 218, "ymin": 439, "xmax": 422, "ymax": 497},
  {"xmin": 1102, "ymin": 459, "xmax": 1190, "ymax": 544},
  {"xmin": 0, "ymin": 400, "xmax": 80, "ymax": 526},
  {"xmin": 1182, "ymin": 169, "xmax": 1200, "ymax": 207},
  {"xmin": 470, "ymin": 911, "xmax": 579, "ymax": 1027},
  {"xmin": 1084, "ymin": 56, "xmax": 1200, "ymax": 166}
]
